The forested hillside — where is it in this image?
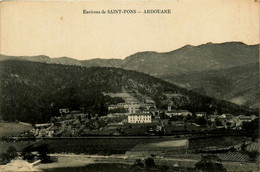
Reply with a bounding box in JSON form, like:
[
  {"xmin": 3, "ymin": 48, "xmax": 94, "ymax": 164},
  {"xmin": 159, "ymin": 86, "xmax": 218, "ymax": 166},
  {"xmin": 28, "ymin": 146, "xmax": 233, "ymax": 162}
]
[
  {"xmin": 1, "ymin": 42, "xmax": 258, "ymax": 109},
  {"xmin": 0, "ymin": 60, "xmax": 256, "ymax": 123},
  {"xmin": 161, "ymin": 63, "xmax": 260, "ymax": 109}
]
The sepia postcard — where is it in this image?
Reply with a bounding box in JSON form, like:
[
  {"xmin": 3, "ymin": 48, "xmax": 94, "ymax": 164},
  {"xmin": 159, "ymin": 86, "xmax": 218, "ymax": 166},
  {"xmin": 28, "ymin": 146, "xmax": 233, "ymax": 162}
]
[{"xmin": 0, "ymin": 0, "xmax": 259, "ymax": 171}]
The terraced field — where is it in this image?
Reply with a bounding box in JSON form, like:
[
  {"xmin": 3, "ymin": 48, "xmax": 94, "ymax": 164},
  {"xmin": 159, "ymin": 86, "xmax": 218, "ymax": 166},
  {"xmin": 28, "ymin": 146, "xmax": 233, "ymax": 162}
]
[
  {"xmin": 216, "ymin": 152, "xmax": 250, "ymax": 162},
  {"xmin": 246, "ymin": 140, "xmax": 260, "ymax": 152}
]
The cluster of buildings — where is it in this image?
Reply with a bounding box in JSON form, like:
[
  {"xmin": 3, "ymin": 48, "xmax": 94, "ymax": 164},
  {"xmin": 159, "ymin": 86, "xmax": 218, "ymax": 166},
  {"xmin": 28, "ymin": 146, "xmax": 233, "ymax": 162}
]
[
  {"xmin": 124, "ymin": 103, "xmax": 257, "ymax": 128},
  {"xmin": 54, "ymin": 100, "xmax": 258, "ymax": 132},
  {"xmin": 206, "ymin": 113, "xmax": 257, "ymax": 129},
  {"xmin": 165, "ymin": 105, "xmax": 192, "ymax": 117},
  {"xmin": 30, "ymin": 123, "xmax": 54, "ymax": 138},
  {"xmin": 108, "ymin": 99, "xmax": 156, "ymax": 114},
  {"xmin": 25, "ymin": 101, "xmax": 257, "ymax": 138}
]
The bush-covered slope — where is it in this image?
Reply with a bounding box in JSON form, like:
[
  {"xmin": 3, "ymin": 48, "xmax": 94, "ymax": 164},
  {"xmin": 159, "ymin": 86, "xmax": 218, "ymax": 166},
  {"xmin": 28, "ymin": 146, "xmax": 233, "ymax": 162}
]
[
  {"xmin": 0, "ymin": 60, "xmax": 256, "ymax": 123},
  {"xmin": 161, "ymin": 63, "xmax": 259, "ymax": 109}
]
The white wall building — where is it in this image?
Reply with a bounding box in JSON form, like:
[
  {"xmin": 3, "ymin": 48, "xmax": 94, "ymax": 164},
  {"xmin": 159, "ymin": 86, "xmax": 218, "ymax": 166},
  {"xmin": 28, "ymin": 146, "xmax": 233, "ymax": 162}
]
[{"xmin": 127, "ymin": 113, "xmax": 152, "ymax": 123}]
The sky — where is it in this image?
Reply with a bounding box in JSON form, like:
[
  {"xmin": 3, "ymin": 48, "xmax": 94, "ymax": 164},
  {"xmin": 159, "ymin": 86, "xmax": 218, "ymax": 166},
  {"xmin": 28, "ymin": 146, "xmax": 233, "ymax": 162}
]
[{"xmin": 0, "ymin": 0, "xmax": 259, "ymax": 60}]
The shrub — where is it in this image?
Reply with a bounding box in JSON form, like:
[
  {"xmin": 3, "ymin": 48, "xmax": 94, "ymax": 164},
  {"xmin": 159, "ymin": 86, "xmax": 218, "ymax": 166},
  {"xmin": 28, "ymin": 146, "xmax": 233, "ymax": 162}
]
[
  {"xmin": 145, "ymin": 158, "xmax": 155, "ymax": 168},
  {"xmin": 195, "ymin": 155, "xmax": 227, "ymax": 172},
  {"xmin": 0, "ymin": 146, "xmax": 18, "ymax": 164},
  {"xmin": 35, "ymin": 144, "xmax": 52, "ymax": 163},
  {"xmin": 21, "ymin": 145, "xmax": 35, "ymax": 162},
  {"xmin": 133, "ymin": 159, "xmax": 144, "ymax": 168},
  {"xmin": 6, "ymin": 146, "xmax": 18, "ymax": 160},
  {"xmin": 245, "ymin": 150, "xmax": 259, "ymax": 162},
  {"xmin": 0, "ymin": 153, "xmax": 9, "ymax": 165}
]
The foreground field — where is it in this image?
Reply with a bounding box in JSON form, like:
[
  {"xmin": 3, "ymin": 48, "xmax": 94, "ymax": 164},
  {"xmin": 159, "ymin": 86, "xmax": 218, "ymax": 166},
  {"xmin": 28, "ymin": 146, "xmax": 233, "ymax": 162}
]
[
  {"xmin": 32, "ymin": 137, "xmax": 177, "ymax": 155},
  {"xmin": 1, "ymin": 136, "xmax": 259, "ymax": 172},
  {"xmin": 38, "ymin": 154, "xmax": 259, "ymax": 172}
]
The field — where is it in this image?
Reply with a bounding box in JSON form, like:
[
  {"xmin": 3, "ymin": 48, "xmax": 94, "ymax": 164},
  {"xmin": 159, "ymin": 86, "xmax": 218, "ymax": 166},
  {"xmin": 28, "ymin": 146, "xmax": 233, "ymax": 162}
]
[
  {"xmin": 0, "ymin": 122, "xmax": 32, "ymax": 137},
  {"xmin": 216, "ymin": 152, "xmax": 250, "ymax": 162},
  {"xmin": 189, "ymin": 136, "xmax": 245, "ymax": 149},
  {"xmin": 131, "ymin": 139, "xmax": 188, "ymax": 152},
  {"xmin": 42, "ymin": 162, "xmax": 195, "ymax": 172},
  {"xmin": 2, "ymin": 136, "xmax": 259, "ymax": 172},
  {"xmin": 164, "ymin": 123, "xmax": 208, "ymax": 133},
  {"xmin": 41, "ymin": 156, "xmax": 259, "ymax": 172},
  {"xmin": 31, "ymin": 137, "xmax": 177, "ymax": 155},
  {"xmin": 246, "ymin": 139, "xmax": 260, "ymax": 152},
  {"xmin": 42, "ymin": 163, "xmax": 137, "ymax": 172},
  {"xmin": 0, "ymin": 140, "xmax": 34, "ymax": 153}
]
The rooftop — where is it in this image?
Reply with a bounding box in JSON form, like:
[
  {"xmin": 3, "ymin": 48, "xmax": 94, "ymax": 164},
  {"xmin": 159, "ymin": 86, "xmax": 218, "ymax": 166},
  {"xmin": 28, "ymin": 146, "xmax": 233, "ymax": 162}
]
[
  {"xmin": 128, "ymin": 113, "xmax": 152, "ymax": 116},
  {"xmin": 166, "ymin": 110, "xmax": 191, "ymax": 113}
]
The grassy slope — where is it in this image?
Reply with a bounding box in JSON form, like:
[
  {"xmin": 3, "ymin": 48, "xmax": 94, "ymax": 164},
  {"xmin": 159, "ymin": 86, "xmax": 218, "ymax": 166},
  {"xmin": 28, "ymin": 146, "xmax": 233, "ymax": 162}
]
[{"xmin": 0, "ymin": 122, "xmax": 32, "ymax": 137}]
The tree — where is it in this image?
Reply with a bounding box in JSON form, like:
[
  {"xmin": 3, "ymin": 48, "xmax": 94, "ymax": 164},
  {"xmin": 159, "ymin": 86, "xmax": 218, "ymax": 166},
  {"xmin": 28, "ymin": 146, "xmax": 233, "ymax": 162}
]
[
  {"xmin": 36, "ymin": 144, "xmax": 52, "ymax": 163},
  {"xmin": 21, "ymin": 145, "xmax": 35, "ymax": 162},
  {"xmin": 245, "ymin": 151, "xmax": 259, "ymax": 162},
  {"xmin": 0, "ymin": 146, "xmax": 18, "ymax": 164},
  {"xmin": 133, "ymin": 159, "xmax": 144, "ymax": 168},
  {"xmin": 145, "ymin": 158, "xmax": 155, "ymax": 168},
  {"xmin": 216, "ymin": 119, "xmax": 222, "ymax": 126},
  {"xmin": 0, "ymin": 153, "xmax": 9, "ymax": 165},
  {"xmin": 195, "ymin": 117, "xmax": 207, "ymax": 126},
  {"xmin": 242, "ymin": 119, "xmax": 259, "ymax": 141},
  {"xmin": 6, "ymin": 146, "xmax": 18, "ymax": 160},
  {"xmin": 195, "ymin": 155, "xmax": 227, "ymax": 172}
]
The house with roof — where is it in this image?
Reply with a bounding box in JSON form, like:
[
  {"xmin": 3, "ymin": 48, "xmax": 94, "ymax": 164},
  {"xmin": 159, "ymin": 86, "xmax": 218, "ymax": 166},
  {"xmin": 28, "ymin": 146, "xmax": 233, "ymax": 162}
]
[
  {"xmin": 237, "ymin": 115, "xmax": 256, "ymax": 123},
  {"xmin": 128, "ymin": 102, "xmax": 140, "ymax": 113},
  {"xmin": 108, "ymin": 102, "xmax": 140, "ymax": 113},
  {"xmin": 209, "ymin": 115, "xmax": 219, "ymax": 122},
  {"xmin": 216, "ymin": 113, "xmax": 242, "ymax": 129},
  {"xmin": 108, "ymin": 104, "xmax": 118, "ymax": 110},
  {"xmin": 179, "ymin": 110, "xmax": 192, "ymax": 117},
  {"xmin": 144, "ymin": 99, "xmax": 156, "ymax": 110},
  {"xmin": 166, "ymin": 110, "xmax": 192, "ymax": 118},
  {"xmin": 165, "ymin": 104, "xmax": 191, "ymax": 118},
  {"xmin": 195, "ymin": 112, "xmax": 207, "ymax": 118},
  {"xmin": 59, "ymin": 108, "xmax": 70, "ymax": 115}
]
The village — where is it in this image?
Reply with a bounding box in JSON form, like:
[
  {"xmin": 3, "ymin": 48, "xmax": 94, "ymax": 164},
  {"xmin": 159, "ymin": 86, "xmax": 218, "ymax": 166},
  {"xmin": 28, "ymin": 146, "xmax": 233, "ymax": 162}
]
[{"xmin": 26, "ymin": 99, "xmax": 257, "ymax": 138}]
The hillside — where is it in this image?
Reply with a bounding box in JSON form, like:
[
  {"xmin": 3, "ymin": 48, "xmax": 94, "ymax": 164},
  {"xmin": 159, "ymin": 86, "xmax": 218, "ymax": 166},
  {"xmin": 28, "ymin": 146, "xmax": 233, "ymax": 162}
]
[
  {"xmin": 0, "ymin": 60, "xmax": 256, "ymax": 123},
  {"xmin": 0, "ymin": 42, "xmax": 258, "ymax": 108},
  {"xmin": 161, "ymin": 63, "xmax": 259, "ymax": 109}
]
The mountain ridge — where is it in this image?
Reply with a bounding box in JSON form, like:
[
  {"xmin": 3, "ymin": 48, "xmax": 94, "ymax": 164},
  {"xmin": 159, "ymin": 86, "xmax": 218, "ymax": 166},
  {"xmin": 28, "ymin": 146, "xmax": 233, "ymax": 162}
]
[{"xmin": 1, "ymin": 42, "xmax": 258, "ymax": 73}]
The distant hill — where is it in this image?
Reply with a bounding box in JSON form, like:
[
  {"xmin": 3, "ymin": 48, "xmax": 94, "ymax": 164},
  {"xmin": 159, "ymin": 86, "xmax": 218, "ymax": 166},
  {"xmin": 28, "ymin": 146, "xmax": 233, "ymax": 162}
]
[
  {"xmin": 0, "ymin": 60, "xmax": 256, "ymax": 123},
  {"xmin": 1, "ymin": 42, "xmax": 258, "ymax": 108},
  {"xmin": 0, "ymin": 54, "xmax": 82, "ymax": 66},
  {"xmin": 161, "ymin": 63, "xmax": 260, "ymax": 109},
  {"xmin": 122, "ymin": 42, "xmax": 258, "ymax": 75},
  {"xmin": 1, "ymin": 42, "xmax": 258, "ymax": 75},
  {"xmin": 81, "ymin": 58, "xmax": 123, "ymax": 68}
]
